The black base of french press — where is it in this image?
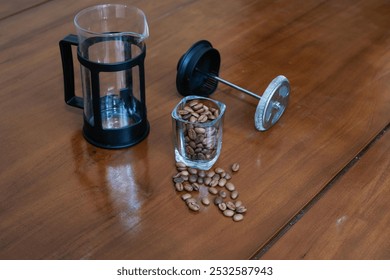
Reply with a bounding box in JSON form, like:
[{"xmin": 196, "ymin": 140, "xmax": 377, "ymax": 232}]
[
  {"xmin": 82, "ymin": 118, "xmax": 150, "ymax": 149},
  {"xmin": 176, "ymin": 40, "xmax": 221, "ymax": 96}
]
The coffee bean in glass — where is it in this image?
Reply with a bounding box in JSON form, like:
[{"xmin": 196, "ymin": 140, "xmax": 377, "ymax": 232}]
[{"xmin": 172, "ymin": 95, "xmax": 226, "ymax": 170}]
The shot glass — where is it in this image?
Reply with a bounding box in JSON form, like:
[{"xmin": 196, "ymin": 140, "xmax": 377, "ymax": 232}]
[{"xmin": 172, "ymin": 95, "xmax": 226, "ymax": 170}]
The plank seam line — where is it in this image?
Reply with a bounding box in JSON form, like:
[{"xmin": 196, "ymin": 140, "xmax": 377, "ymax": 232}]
[
  {"xmin": 0, "ymin": 0, "xmax": 53, "ymax": 21},
  {"xmin": 251, "ymin": 122, "xmax": 390, "ymax": 259}
]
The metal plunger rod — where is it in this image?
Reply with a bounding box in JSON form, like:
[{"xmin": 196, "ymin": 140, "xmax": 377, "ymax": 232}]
[
  {"xmin": 205, "ymin": 72, "xmax": 262, "ymax": 100},
  {"xmin": 205, "ymin": 72, "xmax": 283, "ymax": 111}
]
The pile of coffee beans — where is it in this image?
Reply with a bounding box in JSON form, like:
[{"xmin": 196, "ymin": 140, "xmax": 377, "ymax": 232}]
[
  {"xmin": 172, "ymin": 162, "xmax": 247, "ymax": 222},
  {"xmin": 177, "ymin": 99, "xmax": 220, "ymax": 161}
]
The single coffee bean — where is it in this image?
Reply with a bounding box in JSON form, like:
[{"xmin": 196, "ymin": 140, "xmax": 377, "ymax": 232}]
[
  {"xmin": 186, "ymin": 145, "xmax": 195, "ymax": 156},
  {"xmin": 210, "ymin": 179, "xmax": 219, "ymax": 187},
  {"xmin": 207, "ymin": 170, "xmax": 215, "ymax": 178},
  {"xmin": 235, "ymin": 200, "xmax": 243, "ymax": 207},
  {"xmin": 178, "ymin": 109, "xmax": 190, "ymax": 115},
  {"xmin": 231, "ymin": 163, "xmax": 240, "ymax": 172},
  {"xmin": 198, "ymin": 114, "xmax": 208, "ymax": 123},
  {"xmin": 176, "ymin": 162, "xmax": 187, "ymax": 170},
  {"xmin": 219, "ymin": 190, "xmax": 227, "ymax": 199},
  {"xmin": 212, "ymin": 173, "xmax": 221, "ymax": 181},
  {"xmin": 181, "ymin": 193, "xmax": 192, "ymax": 201},
  {"xmin": 215, "ymin": 167, "xmax": 224, "ymax": 174},
  {"xmin": 225, "ymin": 182, "xmax": 235, "ymax": 192},
  {"xmin": 197, "ymin": 153, "xmax": 206, "ymax": 160},
  {"xmin": 223, "ymin": 209, "xmax": 235, "ymax": 217},
  {"xmin": 189, "ymin": 174, "xmax": 197, "ymax": 183},
  {"xmin": 224, "ymin": 172, "xmax": 232, "ymax": 180},
  {"xmin": 218, "ymin": 178, "xmax": 227, "ymax": 187},
  {"xmin": 218, "ymin": 202, "xmax": 227, "ymax": 211},
  {"xmin": 192, "ymin": 103, "xmax": 203, "ymax": 110},
  {"xmin": 209, "ymin": 187, "xmax": 218, "ymax": 195},
  {"xmin": 195, "ymin": 127, "xmax": 206, "ymax": 134},
  {"xmin": 231, "ymin": 190, "xmax": 239, "ymax": 200},
  {"xmin": 188, "ymin": 100, "xmax": 199, "ymax": 107},
  {"xmin": 204, "ymin": 177, "xmax": 212, "ymax": 186},
  {"xmin": 173, "ymin": 177, "xmax": 184, "ymax": 183},
  {"xmin": 189, "ymin": 116, "xmax": 197, "ymax": 123},
  {"xmin": 226, "ymin": 201, "xmax": 236, "ymax": 211},
  {"xmin": 188, "ymin": 201, "xmax": 200, "ymax": 212},
  {"xmin": 214, "ymin": 196, "xmax": 223, "ymax": 205},
  {"xmin": 201, "ymin": 197, "xmax": 210, "ymax": 206},
  {"xmin": 191, "ymin": 183, "xmax": 200, "ymax": 191},
  {"xmin": 180, "ymin": 170, "xmax": 190, "ymax": 177},
  {"xmin": 191, "ymin": 112, "xmax": 200, "ymax": 118},
  {"xmin": 233, "ymin": 213, "xmax": 244, "ymax": 222},
  {"xmin": 186, "ymin": 198, "xmax": 197, "ymax": 205},
  {"xmin": 184, "ymin": 106, "xmax": 194, "ymax": 113},
  {"xmin": 198, "ymin": 170, "xmax": 206, "ymax": 178},
  {"xmin": 181, "ymin": 175, "xmax": 189, "ymax": 181},
  {"xmin": 236, "ymin": 206, "xmax": 247, "ymax": 213},
  {"xmin": 188, "ymin": 168, "xmax": 198, "ymax": 175},
  {"xmin": 184, "ymin": 183, "xmax": 193, "ymax": 192},
  {"xmin": 175, "ymin": 182, "xmax": 184, "ymax": 192}
]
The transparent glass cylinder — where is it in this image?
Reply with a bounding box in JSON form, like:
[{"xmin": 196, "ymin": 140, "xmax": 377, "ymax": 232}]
[
  {"xmin": 74, "ymin": 4, "xmax": 149, "ymax": 131},
  {"xmin": 172, "ymin": 95, "xmax": 226, "ymax": 170}
]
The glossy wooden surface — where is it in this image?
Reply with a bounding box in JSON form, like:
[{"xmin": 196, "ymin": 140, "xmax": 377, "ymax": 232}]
[
  {"xmin": 0, "ymin": 0, "xmax": 389, "ymax": 259},
  {"xmin": 261, "ymin": 130, "xmax": 390, "ymax": 259}
]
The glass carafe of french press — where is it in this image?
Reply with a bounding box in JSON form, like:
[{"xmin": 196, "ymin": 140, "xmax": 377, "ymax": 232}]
[{"xmin": 60, "ymin": 4, "xmax": 149, "ymax": 149}]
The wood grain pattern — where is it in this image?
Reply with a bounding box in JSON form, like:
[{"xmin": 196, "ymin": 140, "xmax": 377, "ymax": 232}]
[
  {"xmin": 0, "ymin": 0, "xmax": 49, "ymax": 19},
  {"xmin": 0, "ymin": 0, "xmax": 389, "ymax": 259},
  {"xmin": 260, "ymin": 129, "xmax": 390, "ymax": 259}
]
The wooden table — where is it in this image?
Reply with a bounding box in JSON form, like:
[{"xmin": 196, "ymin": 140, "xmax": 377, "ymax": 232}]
[{"xmin": 0, "ymin": 0, "xmax": 389, "ymax": 260}]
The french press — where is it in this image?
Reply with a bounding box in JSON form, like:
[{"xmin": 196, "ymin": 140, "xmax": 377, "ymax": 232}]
[{"xmin": 59, "ymin": 4, "xmax": 149, "ymax": 149}]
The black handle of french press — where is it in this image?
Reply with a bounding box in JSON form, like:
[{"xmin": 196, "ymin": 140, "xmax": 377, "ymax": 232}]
[{"xmin": 59, "ymin": 34, "xmax": 84, "ymax": 109}]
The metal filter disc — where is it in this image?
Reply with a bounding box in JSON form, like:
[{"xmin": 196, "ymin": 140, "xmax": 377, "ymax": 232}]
[{"xmin": 255, "ymin": 75, "xmax": 290, "ymax": 131}]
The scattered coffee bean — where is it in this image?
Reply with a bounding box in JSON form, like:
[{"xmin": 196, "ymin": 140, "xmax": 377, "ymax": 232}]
[
  {"xmin": 173, "ymin": 177, "xmax": 185, "ymax": 183},
  {"xmin": 226, "ymin": 201, "xmax": 236, "ymax": 211},
  {"xmin": 176, "ymin": 162, "xmax": 187, "ymax": 170},
  {"xmin": 186, "ymin": 197, "xmax": 197, "ymax": 204},
  {"xmin": 201, "ymin": 197, "xmax": 210, "ymax": 206},
  {"xmin": 223, "ymin": 209, "xmax": 235, "ymax": 217},
  {"xmin": 191, "ymin": 183, "xmax": 200, "ymax": 191},
  {"xmin": 225, "ymin": 182, "xmax": 235, "ymax": 192},
  {"xmin": 181, "ymin": 193, "xmax": 192, "ymax": 201},
  {"xmin": 224, "ymin": 172, "xmax": 232, "ymax": 180},
  {"xmin": 187, "ymin": 201, "xmax": 200, "ymax": 212},
  {"xmin": 175, "ymin": 182, "xmax": 184, "ymax": 192},
  {"xmin": 231, "ymin": 190, "xmax": 239, "ymax": 200},
  {"xmin": 218, "ymin": 178, "xmax": 227, "ymax": 187},
  {"xmin": 214, "ymin": 196, "xmax": 223, "ymax": 205},
  {"xmin": 236, "ymin": 205, "xmax": 247, "ymax": 213},
  {"xmin": 204, "ymin": 177, "xmax": 212, "ymax": 185},
  {"xmin": 210, "ymin": 179, "xmax": 219, "ymax": 187},
  {"xmin": 183, "ymin": 182, "xmax": 193, "ymax": 192},
  {"xmin": 218, "ymin": 202, "xmax": 227, "ymax": 211},
  {"xmin": 233, "ymin": 213, "xmax": 244, "ymax": 222},
  {"xmin": 231, "ymin": 163, "xmax": 240, "ymax": 172},
  {"xmin": 215, "ymin": 167, "xmax": 224, "ymax": 174},
  {"xmin": 173, "ymin": 162, "xmax": 247, "ymax": 221},
  {"xmin": 209, "ymin": 187, "xmax": 218, "ymax": 195},
  {"xmin": 219, "ymin": 190, "xmax": 227, "ymax": 199}
]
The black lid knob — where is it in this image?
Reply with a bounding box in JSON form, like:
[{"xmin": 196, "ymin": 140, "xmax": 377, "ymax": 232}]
[{"xmin": 176, "ymin": 40, "xmax": 221, "ymax": 96}]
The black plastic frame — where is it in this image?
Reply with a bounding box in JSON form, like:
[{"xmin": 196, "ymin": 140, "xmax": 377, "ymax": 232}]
[{"xmin": 59, "ymin": 34, "xmax": 149, "ymax": 149}]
